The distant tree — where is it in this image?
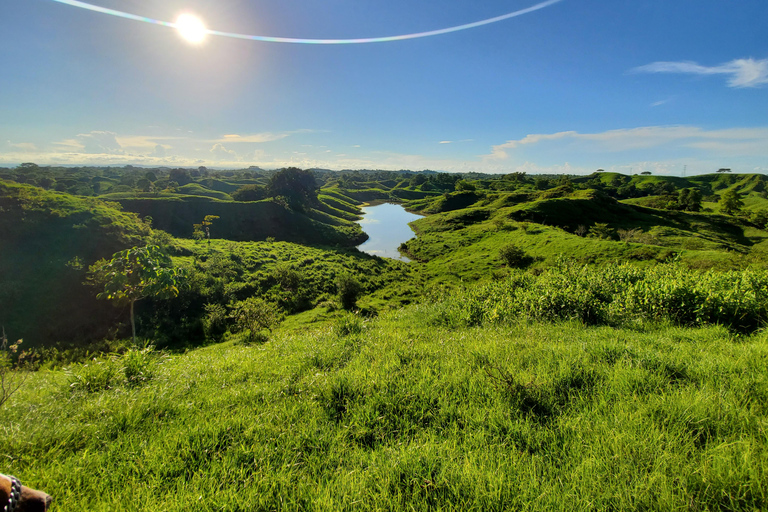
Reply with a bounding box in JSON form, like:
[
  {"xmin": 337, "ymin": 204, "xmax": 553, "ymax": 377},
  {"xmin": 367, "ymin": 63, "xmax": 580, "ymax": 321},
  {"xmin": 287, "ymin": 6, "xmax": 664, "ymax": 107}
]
[
  {"xmin": 678, "ymin": 188, "xmax": 702, "ymax": 212},
  {"xmin": 653, "ymin": 181, "xmax": 676, "ymax": 195},
  {"xmin": 201, "ymin": 215, "xmax": 219, "ymax": 242},
  {"xmin": 557, "ymin": 175, "xmax": 575, "ymax": 193},
  {"xmin": 719, "ymin": 189, "xmax": 744, "ymax": 215},
  {"xmin": 144, "ymin": 171, "xmax": 157, "ymax": 182},
  {"xmin": 749, "ymin": 209, "xmax": 768, "ymax": 229},
  {"xmin": 232, "ymin": 184, "xmax": 267, "ymax": 202},
  {"xmin": 589, "ymin": 223, "xmax": 615, "ymax": 240},
  {"xmin": 169, "ymin": 168, "xmax": 192, "ymax": 186},
  {"xmin": 136, "ymin": 178, "xmax": 153, "ymax": 192},
  {"xmin": 640, "ymin": 171, "xmax": 652, "ymax": 175},
  {"xmin": 409, "ymin": 174, "xmax": 427, "ymax": 187},
  {"xmin": 89, "ymin": 245, "xmax": 186, "ymax": 345},
  {"xmin": 267, "ymin": 168, "xmax": 318, "ymax": 211},
  {"xmin": 455, "ymin": 180, "xmax": 476, "ymax": 191},
  {"xmin": 717, "ymin": 168, "xmax": 732, "ymax": 173},
  {"xmin": 596, "ymin": 169, "xmax": 605, "ymax": 172}
]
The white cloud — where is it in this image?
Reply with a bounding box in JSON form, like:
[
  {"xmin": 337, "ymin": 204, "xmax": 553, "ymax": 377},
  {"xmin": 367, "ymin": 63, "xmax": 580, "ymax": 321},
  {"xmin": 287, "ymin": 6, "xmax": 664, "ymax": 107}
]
[
  {"xmin": 631, "ymin": 58, "xmax": 768, "ymax": 88},
  {"xmin": 7, "ymin": 141, "xmax": 37, "ymax": 151},
  {"xmin": 76, "ymin": 131, "xmax": 123, "ymax": 154},
  {"xmin": 487, "ymin": 126, "xmax": 768, "ymax": 160},
  {"xmin": 210, "ymin": 143, "xmax": 237, "ymax": 160},
  {"xmin": 212, "ymin": 130, "xmax": 314, "ymax": 144}
]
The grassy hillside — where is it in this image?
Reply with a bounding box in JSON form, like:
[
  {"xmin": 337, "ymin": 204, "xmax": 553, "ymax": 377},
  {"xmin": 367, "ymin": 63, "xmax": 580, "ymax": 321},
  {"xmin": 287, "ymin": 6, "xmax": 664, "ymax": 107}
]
[
  {"xmin": 4, "ymin": 308, "xmax": 767, "ymax": 510},
  {"xmin": 4, "ymin": 168, "xmax": 768, "ymax": 510},
  {"xmin": 115, "ymin": 197, "xmax": 366, "ymax": 246},
  {"xmin": 0, "ymin": 180, "xmax": 151, "ymax": 347}
]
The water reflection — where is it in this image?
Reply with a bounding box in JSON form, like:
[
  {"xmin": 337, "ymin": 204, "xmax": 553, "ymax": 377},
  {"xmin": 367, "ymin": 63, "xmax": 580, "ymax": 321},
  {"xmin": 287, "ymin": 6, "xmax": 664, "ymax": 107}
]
[{"xmin": 357, "ymin": 203, "xmax": 422, "ymax": 261}]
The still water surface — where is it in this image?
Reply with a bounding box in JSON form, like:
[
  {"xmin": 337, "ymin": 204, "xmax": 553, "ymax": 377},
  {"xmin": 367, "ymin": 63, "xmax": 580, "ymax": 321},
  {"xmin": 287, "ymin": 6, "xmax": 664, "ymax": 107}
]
[{"xmin": 357, "ymin": 203, "xmax": 422, "ymax": 261}]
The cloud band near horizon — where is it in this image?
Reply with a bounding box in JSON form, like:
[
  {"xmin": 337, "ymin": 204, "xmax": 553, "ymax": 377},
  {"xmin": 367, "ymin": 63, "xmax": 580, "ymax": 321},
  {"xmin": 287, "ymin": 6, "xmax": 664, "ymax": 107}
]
[{"xmin": 631, "ymin": 58, "xmax": 768, "ymax": 88}]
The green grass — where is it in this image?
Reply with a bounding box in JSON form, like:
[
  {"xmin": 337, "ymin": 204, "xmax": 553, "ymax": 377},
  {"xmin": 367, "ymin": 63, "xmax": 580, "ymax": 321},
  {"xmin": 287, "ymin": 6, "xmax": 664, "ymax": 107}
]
[{"xmin": 4, "ymin": 312, "xmax": 768, "ymax": 510}]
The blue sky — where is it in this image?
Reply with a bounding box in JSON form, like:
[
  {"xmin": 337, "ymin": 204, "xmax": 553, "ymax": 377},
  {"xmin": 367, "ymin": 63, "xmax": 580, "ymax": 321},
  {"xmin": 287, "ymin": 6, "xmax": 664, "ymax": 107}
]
[{"xmin": 1, "ymin": 0, "xmax": 766, "ymax": 175}]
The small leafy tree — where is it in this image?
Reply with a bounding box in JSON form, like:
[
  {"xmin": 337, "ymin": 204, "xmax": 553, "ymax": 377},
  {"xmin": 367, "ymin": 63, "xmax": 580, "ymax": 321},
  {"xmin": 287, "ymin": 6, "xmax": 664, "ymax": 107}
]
[
  {"xmin": 267, "ymin": 167, "xmax": 318, "ymax": 211},
  {"xmin": 455, "ymin": 180, "xmax": 476, "ymax": 191},
  {"xmin": 678, "ymin": 188, "xmax": 702, "ymax": 212},
  {"xmin": 89, "ymin": 245, "xmax": 186, "ymax": 345},
  {"xmin": 589, "ymin": 222, "xmax": 615, "ymax": 240},
  {"xmin": 499, "ymin": 243, "xmax": 531, "ymax": 268},
  {"xmin": 229, "ymin": 297, "xmax": 282, "ymax": 343},
  {"xmin": 202, "ymin": 215, "xmax": 219, "ymax": 242},
  {"xmin": 336, "ymin": 274, "xmax": 363, "ymax": 310},
  {"xmin": 719, "ymin": 189, "xmax": 744, "ymax": 215}
]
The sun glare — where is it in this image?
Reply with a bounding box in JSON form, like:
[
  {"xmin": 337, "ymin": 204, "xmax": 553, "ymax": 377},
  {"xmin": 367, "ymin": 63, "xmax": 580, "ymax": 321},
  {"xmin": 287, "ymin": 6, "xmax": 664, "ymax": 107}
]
[{"xmin": 175, "ymin": 13, "xmax": 207, "ymax": 44}]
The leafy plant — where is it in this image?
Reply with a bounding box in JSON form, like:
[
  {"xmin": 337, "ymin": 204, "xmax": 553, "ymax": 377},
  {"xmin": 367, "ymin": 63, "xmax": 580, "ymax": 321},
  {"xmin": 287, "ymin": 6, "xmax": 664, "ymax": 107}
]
[
  {"xmin": 498, "ymin": 243, "xmax": 531, "ymax": 268},
  {"xmin": 0, "ymin": 329, "xmax": 27, "ymax": 408},
  {"xmin": 89, "ymin": 245, "xmax": 187, "ymax": 344},
  {"xmin": 336, "ymin": 274, "xmax": 363, "ymax": 310},
  {"xmin": 229, "ymin": 297, "xmax": 282, "ymax": 343},
  {"xmin": 719, "ymin": 189, "xmax": 744, "ymax": 215},
  {"xmin": 66, "ymin": 357, "xmax": 120, "ymax": 393}
]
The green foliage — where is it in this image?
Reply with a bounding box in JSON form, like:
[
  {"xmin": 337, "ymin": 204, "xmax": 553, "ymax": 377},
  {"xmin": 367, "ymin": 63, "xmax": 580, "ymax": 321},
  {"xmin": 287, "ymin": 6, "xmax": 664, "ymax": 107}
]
[
  {"xmin": 588, "ymin": 222, "xmax": 615, "ymax": 240},
  {"xmin": 498, "ymin": 243, "xmax": 531, "ymax": 268},
  {"xmin": 267, "ymin": 167, "xmax": 318, "ymax": 211},
  {"xmin": 89, "ymin": 245, "xmax": 187, "ymax": 344},
  {"xmin": 5, "ymin": 313, "xmax": 768, "ymax": 510},
  {"xmin": 455, "ymin": 179, "xmax": 476, "ymax": 191},
  {"xmin": 228, "ymin": 297, "xmax": 282, "ymax": 343},
  {"xmin": 0, "ymin": 331, "xmax": 27, "ymax": 408},
  {"xmin": 336, "ymin": 274, "xmax": 363, "ymax": 310},
  {"xmin": 333, "ymin": 312, "xmax": 365, "ymax": 337},
  {"xmin": 65, "ymin": 357, "xmax": 120, "ymax": 393},
  {"xmin": 427, "ymin": 262, "xmax": 768, "ymax": 333},
  {"xmin": 66, "ymin": 346, "xmax": 163, "ymax": 392},
  {"xmin": 231, "ymin": 184, "xmax": 267, "ymax": 201},
  {"xmin": 720, "ymin": 189, "xmax": 744, "ymax": 215}
]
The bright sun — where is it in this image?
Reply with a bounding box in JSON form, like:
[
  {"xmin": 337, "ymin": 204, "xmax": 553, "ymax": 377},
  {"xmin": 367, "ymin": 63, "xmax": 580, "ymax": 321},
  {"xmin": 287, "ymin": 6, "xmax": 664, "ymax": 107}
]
[{"xmin": 175, "ymin": 13, "xmax": 207, "ymax": 44}]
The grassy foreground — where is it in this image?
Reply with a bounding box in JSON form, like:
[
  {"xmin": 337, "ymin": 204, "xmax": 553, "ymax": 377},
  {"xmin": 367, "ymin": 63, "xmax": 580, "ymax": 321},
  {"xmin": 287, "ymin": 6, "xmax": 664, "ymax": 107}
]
[{"xmin": 3, "ymin": 309, "xmax": 768, "ymax": 510}]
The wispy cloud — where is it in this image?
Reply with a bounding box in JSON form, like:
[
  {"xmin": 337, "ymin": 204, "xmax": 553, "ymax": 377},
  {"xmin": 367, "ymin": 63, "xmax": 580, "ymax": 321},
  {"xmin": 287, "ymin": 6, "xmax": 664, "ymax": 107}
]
[
  {"xmin": 439, "ymin": 139, "xmax": 474, "ymax": 144},
  {"xmin": 212, "ymin": 130, "xmax": 314, "ymax": 144},
  {"xmin": 631, "ymin": 58, "xmax": 768, "ymax": 88},
  {"xmin": 487, "ymin": 126, "xmax": 768, "ymax": 160},
  {"xmin": 6, "ymin": 141, "xmax": 37, "ymax": 151}
]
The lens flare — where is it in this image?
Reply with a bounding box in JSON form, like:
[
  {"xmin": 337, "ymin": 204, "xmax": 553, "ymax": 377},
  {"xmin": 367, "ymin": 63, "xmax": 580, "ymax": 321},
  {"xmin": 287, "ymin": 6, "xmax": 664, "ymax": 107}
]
[
  {"xmin": 175, "ymin": 13, "xmax": 206, "ymax": 44},
  {"xmin": 49, "ymin": 0, "xmax": 564, "ymax": 45}
]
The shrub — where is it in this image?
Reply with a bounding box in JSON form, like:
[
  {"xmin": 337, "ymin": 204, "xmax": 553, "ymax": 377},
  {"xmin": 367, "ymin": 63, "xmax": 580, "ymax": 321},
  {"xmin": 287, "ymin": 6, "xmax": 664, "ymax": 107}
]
[
  {"xmin": 0, "ymin": 331, "xmax": 27, "ymax": 408},
  {"xmin": 588, "ymin": 222, "xmax": 615, "ymax": 240},
  {"xmin": 336, "ymin": 274, "xmax": 363, "ymax": 310},
  {"xmin": 498, "ymin": 243, "xmax": 531, "ymax": 268},
  {"xmin": 122, "ymin": 346, "xmax": 162, "ymax": 386},
  {"xmin": 203, "ymin": 303, "xmax": 229, "ymax": 340},
  {"xmin": 66, "ymin": 358, "xmax": 120, "ymax": 393},
  {"xmin": 229, "ymin": 297, "xmax": 283, "ymax": 343},
  {"xmin": 334, "ymin": 313, "xmax": 365, "ymax": 337}
]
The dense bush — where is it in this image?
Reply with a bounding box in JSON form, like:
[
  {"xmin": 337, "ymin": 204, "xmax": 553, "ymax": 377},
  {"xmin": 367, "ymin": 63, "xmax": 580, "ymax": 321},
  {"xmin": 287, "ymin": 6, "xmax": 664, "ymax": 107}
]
[
  {"xmin": 426, "ymin": 262, "xmax": 768, "ymax": 333},
  {"xmin": 336, "ymin": 274, "xmax": 363, "ymax": 310}
]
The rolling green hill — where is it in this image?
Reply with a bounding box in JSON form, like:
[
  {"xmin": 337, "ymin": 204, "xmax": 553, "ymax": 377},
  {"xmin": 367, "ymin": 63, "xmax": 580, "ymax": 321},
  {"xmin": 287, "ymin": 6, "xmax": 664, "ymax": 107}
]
[{"xmin": 0, "ymin": 180, "xmax": 151, "ymax": 347}]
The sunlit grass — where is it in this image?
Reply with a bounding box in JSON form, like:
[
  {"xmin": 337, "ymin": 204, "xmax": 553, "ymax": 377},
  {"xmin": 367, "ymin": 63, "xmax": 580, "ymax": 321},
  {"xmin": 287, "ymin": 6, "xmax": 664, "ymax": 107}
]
[{"xmin": 3, "ymin": 310, "xmax": 768, "ymax": 510}]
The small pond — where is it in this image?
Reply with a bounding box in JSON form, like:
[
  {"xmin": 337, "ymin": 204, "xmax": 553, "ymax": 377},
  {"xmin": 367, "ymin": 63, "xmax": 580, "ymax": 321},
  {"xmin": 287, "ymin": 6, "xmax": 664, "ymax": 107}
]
[{"xmin": 356, "ymin": 203, "xmax": 423, "ymax": 262}]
